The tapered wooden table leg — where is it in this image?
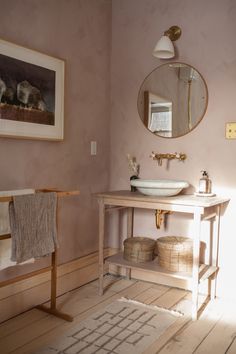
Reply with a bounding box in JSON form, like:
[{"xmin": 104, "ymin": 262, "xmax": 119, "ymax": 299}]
[
  {"xmin": 192, "ymin": 209, "xmax": 201, "ymax": 320},
  {"xmin": 98, "ymin": 199, "xmax": 105, "ymax": 295},
  {"xmin": 126, "ymin": 207, "xmax": 134, "ymax": 279},
  {"xmin": 211, "ymin": 205, "xmax": 220, "ymax": 300}
]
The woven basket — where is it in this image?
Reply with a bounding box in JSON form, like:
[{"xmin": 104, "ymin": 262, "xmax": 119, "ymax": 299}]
[
  {"xmin": 156, "ymin": 236, "xmax": 193, "ymax": 272},
  {"xmin": 123, "ymin": 237, "xmax": 156, "ymax": 263}
]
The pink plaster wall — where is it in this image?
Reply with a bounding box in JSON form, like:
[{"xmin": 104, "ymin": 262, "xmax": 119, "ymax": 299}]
[
  {"xmin": 1, "ymin": 0, "xmax": 236, "ymax": 300},
  {"xmin": 0, "ymin": 0, "xmax": 111, "ymax": 280},
  {"xmin": 110, "ymin": 0, "xmax": 236, "ymax": 299}
]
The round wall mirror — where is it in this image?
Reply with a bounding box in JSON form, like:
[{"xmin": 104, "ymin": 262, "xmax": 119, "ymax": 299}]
[{"xmin": 137, "ymin": 62, "xmax": 208, "ymax": 138}]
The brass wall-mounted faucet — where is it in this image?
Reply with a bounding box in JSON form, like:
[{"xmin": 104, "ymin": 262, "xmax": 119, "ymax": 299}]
[{"xmin": 150, "ymin": 151, "xmax": 187, "ymax": 166}]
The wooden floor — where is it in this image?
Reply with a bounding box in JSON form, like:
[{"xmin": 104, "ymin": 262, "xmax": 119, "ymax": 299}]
[{"xmin": 0, "ymin": 275, "xmax": 236, "ymax": 354}]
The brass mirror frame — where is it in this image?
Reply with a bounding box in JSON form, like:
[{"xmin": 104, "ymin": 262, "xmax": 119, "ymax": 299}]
[{"xmin": 137, "ymin": 62, "xmax": 209, "ymax": 139}]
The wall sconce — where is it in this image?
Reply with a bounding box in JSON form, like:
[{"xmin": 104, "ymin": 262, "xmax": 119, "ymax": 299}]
[{"xmin": 153, "ymin": 25, "xmax": 181, "ymax": 59}]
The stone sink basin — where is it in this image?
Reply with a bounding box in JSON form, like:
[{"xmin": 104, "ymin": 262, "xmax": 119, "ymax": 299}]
[{"xmin": 130, "ymin": 179, "xmax": 189, "ymax": 197}]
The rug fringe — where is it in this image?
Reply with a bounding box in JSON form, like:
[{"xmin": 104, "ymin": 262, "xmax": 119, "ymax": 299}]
[{"xmin": 118, "ymin": 297, "xmax": 184, "ymax": 317}]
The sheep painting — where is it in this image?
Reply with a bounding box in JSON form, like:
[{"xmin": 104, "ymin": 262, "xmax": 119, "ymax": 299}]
[
  {"xmin": 17, "ymin": 80, "xmax": 46, "ymax": 111},
  {"xmin": 0, "ymin": 78, "xmax": 6, "ymax": 102},
  {"xmin": 0, "ymin": 38, "xmax": 64, "ymax": 140},
  {"xmin": 0, "ymin": 52, "xmax": 56, "ymax": 126}
]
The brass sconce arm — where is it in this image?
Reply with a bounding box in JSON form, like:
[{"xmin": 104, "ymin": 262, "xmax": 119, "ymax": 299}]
[
  {"xmin": 150, "ymin": 151, "xmax": 187, "ymax": 166},
  {"xmin": 164, "ymin": 26, "xmax": 182, "ymax": 42}
]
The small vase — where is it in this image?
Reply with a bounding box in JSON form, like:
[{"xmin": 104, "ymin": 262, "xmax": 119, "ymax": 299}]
[{"xmin": 130, "ymin": 175, "xmax": 139, "ymax": 192}]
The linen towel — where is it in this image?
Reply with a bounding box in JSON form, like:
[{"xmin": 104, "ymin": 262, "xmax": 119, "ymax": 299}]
[
  {"xmin": 9, "ymin": 192, "xmax": 58, "ymax": 263},
  {"xmin": 0, "ymin": 189, "xmax": 35, "ymax": 269}
]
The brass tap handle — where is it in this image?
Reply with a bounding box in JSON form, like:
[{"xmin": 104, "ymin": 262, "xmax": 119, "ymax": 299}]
[
  {"xmin": 150, "ymin": 151, "xmax": 156, "ymax": 159},
  {"xmin": 179, "ymin": 153, "xmax": 187, "ymax": 161}
]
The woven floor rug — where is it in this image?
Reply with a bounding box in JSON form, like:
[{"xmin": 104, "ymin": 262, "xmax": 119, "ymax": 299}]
[{"xmin": 36, "ymin": 298, "xmax": 183, "ymax": 354}]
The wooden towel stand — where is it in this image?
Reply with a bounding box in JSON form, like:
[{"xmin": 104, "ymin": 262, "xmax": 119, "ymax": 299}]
[{"xmin": 0, "ymin": 188, "xmax": 79, "ymax": 322}]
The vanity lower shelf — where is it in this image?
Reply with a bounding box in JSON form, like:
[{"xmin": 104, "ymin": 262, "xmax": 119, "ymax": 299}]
[{"xmin": 105, "ymin": 252, "xmax": 218, "ymax": 284}]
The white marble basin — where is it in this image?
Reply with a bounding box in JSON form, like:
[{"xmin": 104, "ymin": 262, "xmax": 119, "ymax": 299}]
[{"xmin": 130, "ymin": 179, "xmax": 189, "ymax": 197}]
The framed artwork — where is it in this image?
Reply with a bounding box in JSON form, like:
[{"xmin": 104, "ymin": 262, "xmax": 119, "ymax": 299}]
[{"xmin": 0, "ymin": 38, "xmax": 64, "ymax": 140}]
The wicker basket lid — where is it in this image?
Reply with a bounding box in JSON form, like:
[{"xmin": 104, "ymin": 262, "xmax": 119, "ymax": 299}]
[
  {"xmin": 157, "ymin": 236, "xmax": 192, "ymax": 245},
  {"xmin": 123, "ymin": 236, "xmax": 155, "ymax": 247}
]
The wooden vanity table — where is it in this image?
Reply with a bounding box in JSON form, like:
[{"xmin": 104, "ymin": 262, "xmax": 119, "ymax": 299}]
[{"xmin": 96, "ymin": 190, "xmax": 229, "ymax": 320}]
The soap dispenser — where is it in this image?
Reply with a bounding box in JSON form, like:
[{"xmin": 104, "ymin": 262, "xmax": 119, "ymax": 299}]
[{"xmin": 199, "ymin": 170, "xmax": 211, "ymax": 194}]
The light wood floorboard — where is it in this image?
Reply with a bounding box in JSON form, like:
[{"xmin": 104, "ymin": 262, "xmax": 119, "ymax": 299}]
[{"xmin": 0, "ymin": 275, "xmax": 234, "ymax": 354}]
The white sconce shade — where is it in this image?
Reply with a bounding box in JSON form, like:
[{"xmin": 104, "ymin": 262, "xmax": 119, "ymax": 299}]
[
  {"xmin": 152, "ymin": 35, "xmax": 175, "ymax": 59},
  {"xmin": 152, "ymin": 26, "xmax": 181, "ymax": 59}
]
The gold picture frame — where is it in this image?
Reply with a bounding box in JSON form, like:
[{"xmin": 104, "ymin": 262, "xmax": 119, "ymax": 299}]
[{"xmin": 0, "ymin": 38, "xmax": 64, "ymax": 140}]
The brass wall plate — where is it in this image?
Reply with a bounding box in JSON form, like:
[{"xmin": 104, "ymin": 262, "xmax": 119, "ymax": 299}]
[{"xmin": 226, "ymin": 122, "xmax": 236, "ymax": 139}]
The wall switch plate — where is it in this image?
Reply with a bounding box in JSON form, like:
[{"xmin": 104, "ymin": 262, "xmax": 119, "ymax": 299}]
[
  {"xmin": 226, "ymin": 123, "xmax": 236, "ymax": 139},
  {"xmin": 90, "ymin": 141, "xmax": 97, "ymax": 155}
]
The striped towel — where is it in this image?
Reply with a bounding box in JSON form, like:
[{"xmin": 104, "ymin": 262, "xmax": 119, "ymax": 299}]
[{"xmin": 9, "ymin": 192, "xmax": 58, "ymax": 263}]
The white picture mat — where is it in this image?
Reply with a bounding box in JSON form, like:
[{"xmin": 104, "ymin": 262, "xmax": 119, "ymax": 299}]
[{"xmin": 0, "ymin": 38, "xmax": 64, "ymax": 140}]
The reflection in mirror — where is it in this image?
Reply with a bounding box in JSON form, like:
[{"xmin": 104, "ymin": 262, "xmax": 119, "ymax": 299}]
[
  {"xmin": 144, "ymin": 91, "xmax": 172, "ymax": 137},
  {"xmin": 138, "ymin": 63, "xmax": 208, "ymax": 138}
]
